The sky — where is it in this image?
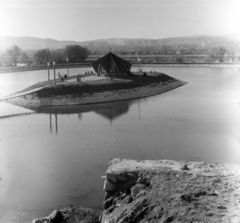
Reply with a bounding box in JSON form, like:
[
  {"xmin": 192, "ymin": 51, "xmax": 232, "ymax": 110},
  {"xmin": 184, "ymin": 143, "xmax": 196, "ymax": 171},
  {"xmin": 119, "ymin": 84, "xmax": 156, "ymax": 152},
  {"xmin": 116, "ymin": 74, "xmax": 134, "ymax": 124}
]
[{"xmin": 0, "ymin": 0, "xmax": 239, "ymax": 42}]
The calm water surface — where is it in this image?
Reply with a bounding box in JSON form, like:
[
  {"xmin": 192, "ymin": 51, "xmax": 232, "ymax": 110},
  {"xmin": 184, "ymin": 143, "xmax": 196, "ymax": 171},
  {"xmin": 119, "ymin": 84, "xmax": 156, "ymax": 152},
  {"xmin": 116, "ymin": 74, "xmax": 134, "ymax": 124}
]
[{"xmin": 0, "ymin": 66, "xmax": 239, "ymax": 222}]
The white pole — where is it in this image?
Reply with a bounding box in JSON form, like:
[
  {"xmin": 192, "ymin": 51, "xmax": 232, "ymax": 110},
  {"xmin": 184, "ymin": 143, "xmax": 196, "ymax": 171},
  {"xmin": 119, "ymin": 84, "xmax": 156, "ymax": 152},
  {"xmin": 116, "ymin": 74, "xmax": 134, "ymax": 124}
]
[
  {"xmin": 47, "ymin": 62, "xmax": 50, "ymax": 85},
  {"xmin": 66, "ymin": 58, "xmax": 69, "ymax": 77},
  {"xmin": 138, "ymin": 58, "xmax": 141, "ymax": 78},
  {"xmin": 53, "ymin": 61, "xmax": 56, "ymax": 86}
]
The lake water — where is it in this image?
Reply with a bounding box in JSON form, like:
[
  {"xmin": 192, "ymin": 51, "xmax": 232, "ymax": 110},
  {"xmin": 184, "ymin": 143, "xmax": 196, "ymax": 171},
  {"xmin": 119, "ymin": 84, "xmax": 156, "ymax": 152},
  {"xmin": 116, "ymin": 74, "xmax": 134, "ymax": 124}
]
[{"xmin": 0, "ymin": 65, "xmax": 239, "ymax": 222}]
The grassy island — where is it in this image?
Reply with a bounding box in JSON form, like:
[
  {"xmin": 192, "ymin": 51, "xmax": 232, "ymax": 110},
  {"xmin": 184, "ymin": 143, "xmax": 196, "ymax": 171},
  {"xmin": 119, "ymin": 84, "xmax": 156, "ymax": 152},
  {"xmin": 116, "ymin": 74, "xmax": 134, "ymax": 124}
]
[{"xmin": 6, "ymin": 72, "xmax": 187, "ymax": 108}]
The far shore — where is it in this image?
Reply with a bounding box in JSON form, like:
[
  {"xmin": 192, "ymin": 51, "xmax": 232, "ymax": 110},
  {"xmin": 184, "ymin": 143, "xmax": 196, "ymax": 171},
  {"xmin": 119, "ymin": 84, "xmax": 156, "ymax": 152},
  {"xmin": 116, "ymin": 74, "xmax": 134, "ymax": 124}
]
[
  {"xmin": 5, "ymin": 73, "xmax": 188, "ymax": 108},
  {"xmin": 0, "ymin": 62, "xmax": 239, "ymax": 74}
]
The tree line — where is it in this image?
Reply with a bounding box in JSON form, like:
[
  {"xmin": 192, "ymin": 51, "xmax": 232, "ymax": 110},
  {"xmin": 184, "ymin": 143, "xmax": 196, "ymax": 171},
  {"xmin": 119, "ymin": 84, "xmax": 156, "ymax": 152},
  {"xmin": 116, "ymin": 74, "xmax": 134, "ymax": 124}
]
[
  {"xmin": 89, "ymin": 41, "xmax": 240, "ymax": 63},
  {"xmin": 0, "ymin": 42, "xmax": 239, "ymax": 66},
  {"xmin": 0, "ymin": 44, "xmax": 89, "ymax": 66}
]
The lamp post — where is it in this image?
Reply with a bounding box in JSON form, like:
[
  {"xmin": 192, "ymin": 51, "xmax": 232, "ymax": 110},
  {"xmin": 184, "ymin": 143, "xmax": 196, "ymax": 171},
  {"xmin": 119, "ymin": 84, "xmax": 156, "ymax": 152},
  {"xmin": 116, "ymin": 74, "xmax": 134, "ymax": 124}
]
[
  {"xmin": 47, "ymin": 62, "xmax": 50, "ymax": 85},
  {"xmin": 53, "ymin": 61, "xmax": 56, "ymax": 86},
  {"xmin": 66, "ymin": 58, "xmax": 69, "ymax": 77},
  {"xmin": 136, "ymin": 52, "xmax": 141, "ymax": 78},
  {"xmin": 138, "ymin": 57, "xmax": 141, "ymax": 78}
]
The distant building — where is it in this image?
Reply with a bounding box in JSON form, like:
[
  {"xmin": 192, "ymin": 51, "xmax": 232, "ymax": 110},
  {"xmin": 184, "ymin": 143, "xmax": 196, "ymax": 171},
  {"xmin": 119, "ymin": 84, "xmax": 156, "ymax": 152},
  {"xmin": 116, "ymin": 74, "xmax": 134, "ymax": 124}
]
[
  {"xmin": 150, "ymin": 40, "xmax": 158, "ymax": 46},
  {"xmin": 124, "ymin": 39, "xmax": 159, "ymax": 47},
  {"xmin": 87, "ymin": 42, "xmax": 95, "ymax": 47},
  {"xmin": 124, "ymin": 40, "xmax": 135, "ymax": 46},
  {"xmin": 95, "ymin": 42, "xmax": 109, "ymax": 47}
]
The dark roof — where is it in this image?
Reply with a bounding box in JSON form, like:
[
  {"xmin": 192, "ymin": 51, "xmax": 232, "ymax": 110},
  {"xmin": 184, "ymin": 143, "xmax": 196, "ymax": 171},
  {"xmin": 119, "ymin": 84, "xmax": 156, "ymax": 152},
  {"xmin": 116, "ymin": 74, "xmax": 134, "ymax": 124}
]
[
  {"xmin": 94, "ymin": 101, "xmax": 130, "ymax": 121},
  {"xmin": 91, "ymin": 52, "xmax": 131, "ymax": 74}
]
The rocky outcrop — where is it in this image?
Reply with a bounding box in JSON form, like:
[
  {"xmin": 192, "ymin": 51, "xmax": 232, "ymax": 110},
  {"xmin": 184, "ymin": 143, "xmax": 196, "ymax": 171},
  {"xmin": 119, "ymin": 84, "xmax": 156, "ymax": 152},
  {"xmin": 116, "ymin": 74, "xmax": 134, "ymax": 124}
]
[
  {"xmin": 100, "ymin": 158, "xmax": 240, "ymax": 223},
  {"xmin": 32, "ymin": 206, "xmax": 102, "ymax": 223},
  {"xmin": 32, "ymin": 158, "xmax": 240, "ymax": 223}
]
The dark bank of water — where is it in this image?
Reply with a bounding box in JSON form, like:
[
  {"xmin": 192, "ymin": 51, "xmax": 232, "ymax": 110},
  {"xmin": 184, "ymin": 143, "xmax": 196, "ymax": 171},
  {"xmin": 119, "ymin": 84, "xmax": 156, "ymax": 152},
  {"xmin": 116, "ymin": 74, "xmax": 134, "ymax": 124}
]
[{"xmin": 0, "ymin": 65, "xmax": 239, "ymax": 222}]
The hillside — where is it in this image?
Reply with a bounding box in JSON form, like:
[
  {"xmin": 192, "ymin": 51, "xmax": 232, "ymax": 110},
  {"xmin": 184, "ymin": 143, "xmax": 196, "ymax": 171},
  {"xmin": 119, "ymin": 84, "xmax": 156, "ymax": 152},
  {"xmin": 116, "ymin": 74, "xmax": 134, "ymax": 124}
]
[
  {"xmin": 0, "ymin": 36, "xmax": 80, "ymax": 51},
  {"xmin": 0, "ymin": 34, "xmax": 239, "ymax": 51}
]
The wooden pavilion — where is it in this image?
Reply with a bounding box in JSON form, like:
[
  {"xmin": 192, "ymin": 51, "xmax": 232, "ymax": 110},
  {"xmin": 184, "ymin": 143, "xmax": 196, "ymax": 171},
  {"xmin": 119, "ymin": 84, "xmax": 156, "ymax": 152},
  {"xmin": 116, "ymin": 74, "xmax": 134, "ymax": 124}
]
[{"xmin": 91, "ymin": 52, "xmax": 131, "ymax": 76}]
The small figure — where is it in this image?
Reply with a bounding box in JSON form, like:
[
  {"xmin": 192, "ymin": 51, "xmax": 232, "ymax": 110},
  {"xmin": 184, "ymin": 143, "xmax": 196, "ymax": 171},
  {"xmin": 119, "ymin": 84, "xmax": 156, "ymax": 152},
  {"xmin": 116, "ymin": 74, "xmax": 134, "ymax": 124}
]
[{"xmin": 76, "ymin": 74, "xmax": 80, "ymax": 82}]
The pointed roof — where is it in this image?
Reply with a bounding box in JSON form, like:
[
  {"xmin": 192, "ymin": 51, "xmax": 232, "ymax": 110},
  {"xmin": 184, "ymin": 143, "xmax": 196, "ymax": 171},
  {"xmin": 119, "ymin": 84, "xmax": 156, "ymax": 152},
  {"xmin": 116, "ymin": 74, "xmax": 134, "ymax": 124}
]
[
  {"xmin": 91, "ymin": 52, "xmax": 131, "ymax": 74},
  {"xmin": 94, "ymin": 101, "xmax": 130, "ymax": 122}
]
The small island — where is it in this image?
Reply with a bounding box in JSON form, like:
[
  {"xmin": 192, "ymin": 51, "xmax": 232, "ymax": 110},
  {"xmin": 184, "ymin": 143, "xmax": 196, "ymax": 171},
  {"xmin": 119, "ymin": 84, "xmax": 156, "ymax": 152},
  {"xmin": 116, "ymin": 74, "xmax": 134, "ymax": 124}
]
[
  {"xmin": 5, "ymin": 72, "xmax": 186, "ymax": 108},
  {"xmin": 4, "ymin": 52, "xmax": 187, "ymax": 108}
]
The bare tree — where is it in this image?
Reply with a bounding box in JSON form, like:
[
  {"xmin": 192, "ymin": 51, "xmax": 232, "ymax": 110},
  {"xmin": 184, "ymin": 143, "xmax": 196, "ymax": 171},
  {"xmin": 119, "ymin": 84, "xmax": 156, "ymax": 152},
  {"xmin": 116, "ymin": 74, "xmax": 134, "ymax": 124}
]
[
  {"xmin": 34, "ymin": 49, "xmax": 51, "ymax": 64},
  {"xmin": 20, "ymin": 52, "xmax": 29, "ymax": 64},
  {"xmin": 65, "ymin": 45, "xmax": 89, "ymax": 63},
  {"xmin": 51, "ymin": 49, "xmax": 66, "ymax": 63},
  {"xmin": 209, "ymin": 46, "xmax": 228, "ymax": 62},
  {"xmin": 5, "ymin": 45, "xmax": 22, "ymax": 66},
  {"xmin": 227, "ymin": 45, "xmax": 239, "ymax": 62}
]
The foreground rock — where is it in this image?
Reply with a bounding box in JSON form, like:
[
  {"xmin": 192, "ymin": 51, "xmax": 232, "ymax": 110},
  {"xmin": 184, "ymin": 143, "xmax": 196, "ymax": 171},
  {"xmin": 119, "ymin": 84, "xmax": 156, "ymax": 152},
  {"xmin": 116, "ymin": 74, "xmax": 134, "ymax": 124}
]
[
  {"xmin": 32, "ymin": 206, "xmax": 102, "ymax": 223},
  {"xmin": 100, "ymin": 158, "xmax": 240, "ymax": 223},
  {"xmin": 33, "ymin": 158, "xmax": 240, "ymax": 223}
]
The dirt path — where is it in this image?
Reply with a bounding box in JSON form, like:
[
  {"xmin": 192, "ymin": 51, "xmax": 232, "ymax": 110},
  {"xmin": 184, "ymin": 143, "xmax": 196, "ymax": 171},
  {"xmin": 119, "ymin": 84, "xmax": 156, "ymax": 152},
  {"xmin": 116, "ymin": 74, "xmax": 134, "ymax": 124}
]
[{"xmin": 0, "ymin": 86, "xmax": 46, "ymax": 101}]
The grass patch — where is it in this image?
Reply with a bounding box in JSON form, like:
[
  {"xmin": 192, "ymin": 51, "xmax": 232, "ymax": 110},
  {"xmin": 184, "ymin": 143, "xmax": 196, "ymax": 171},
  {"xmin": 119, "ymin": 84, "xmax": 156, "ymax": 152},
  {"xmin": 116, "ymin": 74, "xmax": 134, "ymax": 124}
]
[{"xmin": 20, "ymin": 74, "xmax": 174, "ymax": 98}]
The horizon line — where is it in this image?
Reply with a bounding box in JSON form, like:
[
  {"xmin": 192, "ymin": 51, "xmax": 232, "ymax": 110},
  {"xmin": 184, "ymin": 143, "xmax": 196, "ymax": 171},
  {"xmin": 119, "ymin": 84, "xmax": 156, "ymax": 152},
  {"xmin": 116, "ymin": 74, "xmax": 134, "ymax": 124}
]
[{"xmin": 0, "ymin": 32, "xmax": 238, "ymax": 43}]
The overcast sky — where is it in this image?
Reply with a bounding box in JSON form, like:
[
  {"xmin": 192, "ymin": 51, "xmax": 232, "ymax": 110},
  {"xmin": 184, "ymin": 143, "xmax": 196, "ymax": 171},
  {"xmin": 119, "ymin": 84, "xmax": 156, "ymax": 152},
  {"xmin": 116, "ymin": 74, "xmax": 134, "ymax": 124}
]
[{"xmin": 0, "ymin": 0, "xmax": 239, "ymax": 41}]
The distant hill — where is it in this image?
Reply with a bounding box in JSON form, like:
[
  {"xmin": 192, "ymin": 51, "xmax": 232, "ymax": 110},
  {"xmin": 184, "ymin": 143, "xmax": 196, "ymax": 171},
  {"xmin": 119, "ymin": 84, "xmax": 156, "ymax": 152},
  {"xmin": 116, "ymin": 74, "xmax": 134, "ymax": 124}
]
[
  {"xmin": 0, "ymin": 34, "xmax": 239, "ymax": 51},
  {"xmin": 0, "ymin": 36, "xmax": 81, "ymax": 51},
  {"xmin": 155, "ymin": 35, "xmax": 237, "ymax": 45}
]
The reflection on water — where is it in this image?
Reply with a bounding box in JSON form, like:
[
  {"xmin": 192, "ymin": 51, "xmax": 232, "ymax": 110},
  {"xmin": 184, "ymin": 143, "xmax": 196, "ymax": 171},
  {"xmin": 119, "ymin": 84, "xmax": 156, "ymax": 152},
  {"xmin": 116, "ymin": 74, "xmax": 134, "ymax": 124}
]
[
  {"xmin": 41, "ymin": 101, "xmax": 132, "ymax": 134},
  {"xmin": 34, "ymin": 100, "xmax": 132, "ymax": 122},
  {"xmin": 0, "ymin": 101, "xmax": 134, "ymax": 135},
  {"xmin": 0, "ymin": 66, "xmax": 240, "ymax": 222}
]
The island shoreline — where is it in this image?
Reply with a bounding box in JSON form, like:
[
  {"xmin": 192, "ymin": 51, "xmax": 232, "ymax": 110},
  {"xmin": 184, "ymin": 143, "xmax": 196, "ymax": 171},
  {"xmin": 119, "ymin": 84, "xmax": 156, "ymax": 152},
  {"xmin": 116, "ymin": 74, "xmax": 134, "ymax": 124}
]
[{"xmin": 6, "ymin": 78, "xmax": 187, "ymax": 108}]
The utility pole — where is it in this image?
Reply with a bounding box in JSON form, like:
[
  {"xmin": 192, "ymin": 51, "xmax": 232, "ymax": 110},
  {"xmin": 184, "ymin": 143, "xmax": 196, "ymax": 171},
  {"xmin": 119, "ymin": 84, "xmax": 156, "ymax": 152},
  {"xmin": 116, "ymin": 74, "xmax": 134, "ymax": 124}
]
[
  {"xmin": 138, "ymin": 57, "xmax": 141, "ymax": 78},
  {"xmin": 53, "ymin": 61, "xmax": 56, "ymax": 85},
  {"xmin": 47, "ymin": 62, "xmax": 50, "ymax": 85},
  {"xmin": 66, "ymin": 58, "xmax": 69, "ymax": 77},
  {"xmin": 136, "ymin": 52, "xmax": 141, "ymax": 78}
]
